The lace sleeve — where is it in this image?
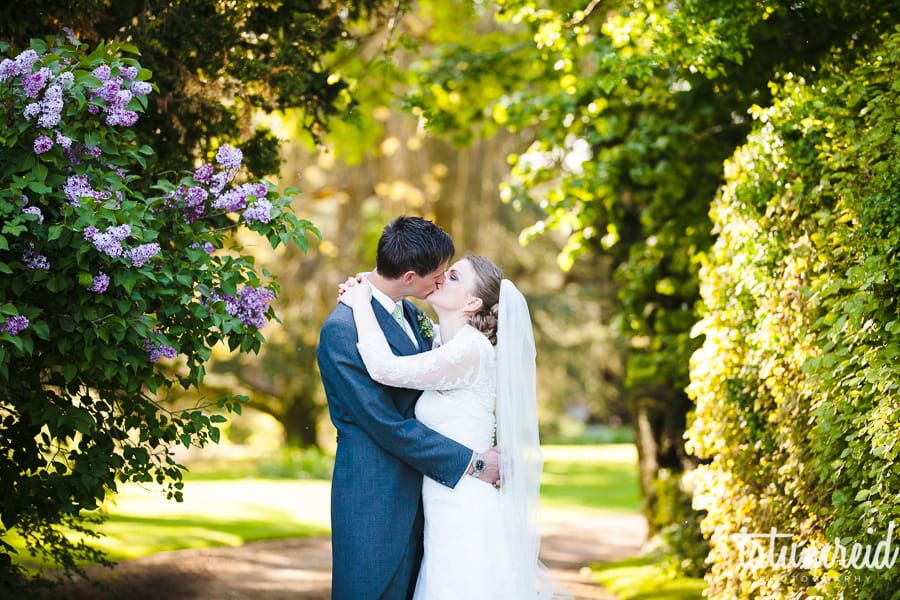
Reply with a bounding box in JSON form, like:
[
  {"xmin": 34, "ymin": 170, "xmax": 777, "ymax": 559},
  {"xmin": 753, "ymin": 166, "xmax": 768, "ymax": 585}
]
[{"xmin": 357, "ymin": 327, "xmax": 485, "ymax": 391}]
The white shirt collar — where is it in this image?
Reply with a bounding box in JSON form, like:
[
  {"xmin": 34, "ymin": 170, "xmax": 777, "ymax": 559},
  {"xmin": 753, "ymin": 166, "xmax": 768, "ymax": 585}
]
[
  {"xmin": 368, "ymin": 277, "xmax": 400, "ymax": 315},
  {"xmin": 367, "ymin": 276, "xmax": 418, "ymax": 343}
]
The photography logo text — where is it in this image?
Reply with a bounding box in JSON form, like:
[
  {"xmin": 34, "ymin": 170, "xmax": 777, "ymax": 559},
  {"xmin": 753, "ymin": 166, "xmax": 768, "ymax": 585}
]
[{"xmin": 733, "ymin": 523, "xmax": 899, "ymax": 571}]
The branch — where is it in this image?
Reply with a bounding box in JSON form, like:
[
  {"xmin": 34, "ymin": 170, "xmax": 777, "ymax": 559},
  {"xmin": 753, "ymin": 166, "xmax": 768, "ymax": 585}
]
[{"xmin": 567, "ymin": 0, "xmax": 604, "ymax": 26}]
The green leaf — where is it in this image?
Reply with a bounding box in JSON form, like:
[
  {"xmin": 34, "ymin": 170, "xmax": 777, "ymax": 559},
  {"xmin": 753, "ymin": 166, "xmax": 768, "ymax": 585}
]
[
  {"xmin": 62, "ymin": 363, "xmax": 77, "ymax": 383},
  {"xmin": 31, "ymin": 320, "xmax": 50, "ymax": 341}
]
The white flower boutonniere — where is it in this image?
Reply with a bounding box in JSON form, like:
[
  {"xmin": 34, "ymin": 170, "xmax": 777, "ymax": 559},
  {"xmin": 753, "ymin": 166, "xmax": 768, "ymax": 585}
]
[{"xmin": 417, "ymin": 312, "xmax": 435, "ymax": 339}]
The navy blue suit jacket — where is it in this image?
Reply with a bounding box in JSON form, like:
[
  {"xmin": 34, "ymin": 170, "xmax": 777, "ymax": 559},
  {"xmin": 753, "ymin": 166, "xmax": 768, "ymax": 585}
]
[{"xmin": 317, "ymin": 298, "xmax": 472, "ymax": 600}]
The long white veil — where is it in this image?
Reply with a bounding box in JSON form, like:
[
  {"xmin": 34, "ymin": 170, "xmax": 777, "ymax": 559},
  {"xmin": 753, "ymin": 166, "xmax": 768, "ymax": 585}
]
[{"xmin": 496, "ymin": 279, "xmax": 572, "ymax": 599}]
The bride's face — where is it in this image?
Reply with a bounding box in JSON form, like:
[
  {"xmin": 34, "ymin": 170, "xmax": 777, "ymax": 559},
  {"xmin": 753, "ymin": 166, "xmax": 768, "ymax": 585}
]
[{"xmin": 428, "ymin": 259, "xmax": 483, "ymax": 314}]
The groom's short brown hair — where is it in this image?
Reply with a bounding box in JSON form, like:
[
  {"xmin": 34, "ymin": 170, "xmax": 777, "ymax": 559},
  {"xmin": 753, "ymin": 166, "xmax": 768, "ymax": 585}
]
[{"xmin": 376, "ymin": 216, "xmax": 454, "ymax": 279}]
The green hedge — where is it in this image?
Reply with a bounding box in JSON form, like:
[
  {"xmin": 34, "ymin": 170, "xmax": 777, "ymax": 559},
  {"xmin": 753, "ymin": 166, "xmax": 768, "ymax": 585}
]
[{"xmin": 686, "ymin": 30, "xmax": 900, "ymax": 599}]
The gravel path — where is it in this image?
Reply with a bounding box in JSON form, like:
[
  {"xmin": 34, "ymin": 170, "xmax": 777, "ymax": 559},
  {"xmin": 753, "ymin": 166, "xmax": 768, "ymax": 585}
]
[{"xmin": 54, "ymin": 514, "xmax": 647, "ymax": 600}]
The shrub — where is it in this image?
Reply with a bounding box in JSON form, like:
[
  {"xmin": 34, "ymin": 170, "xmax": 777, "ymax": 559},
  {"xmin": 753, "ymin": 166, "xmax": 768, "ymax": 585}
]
[
  {"xmin": 687, "ymin": 30, "xmax": 900, "ymax": 599},
  {"xmin": 0, "ymin": 35, "xmax": 316, "ymax": 588}
]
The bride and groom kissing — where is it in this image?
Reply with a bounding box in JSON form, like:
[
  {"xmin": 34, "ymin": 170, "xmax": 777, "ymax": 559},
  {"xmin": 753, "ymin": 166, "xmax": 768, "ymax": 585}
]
[{"xmin": 317, "ymin": 216, "xmax": 566, "ymax": 600}]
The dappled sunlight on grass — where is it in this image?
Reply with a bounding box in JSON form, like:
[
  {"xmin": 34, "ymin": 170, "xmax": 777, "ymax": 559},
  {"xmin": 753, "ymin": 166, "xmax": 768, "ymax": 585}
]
[{"xmin": 10, "ymin": 479, "xmax": 332, "ymax": 567}]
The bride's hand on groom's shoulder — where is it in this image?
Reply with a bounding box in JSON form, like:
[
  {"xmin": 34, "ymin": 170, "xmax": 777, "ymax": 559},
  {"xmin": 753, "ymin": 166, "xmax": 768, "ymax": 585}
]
[{"xmin": 338, "ymin": 276, "xmax": 371, "ymax": 308}]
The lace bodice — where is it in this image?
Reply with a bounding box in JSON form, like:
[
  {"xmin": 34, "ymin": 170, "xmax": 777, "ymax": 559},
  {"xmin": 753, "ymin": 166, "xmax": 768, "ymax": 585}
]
[{"xmin": 357, "ymin": 324, "xmax": 497, "ymax": 450}]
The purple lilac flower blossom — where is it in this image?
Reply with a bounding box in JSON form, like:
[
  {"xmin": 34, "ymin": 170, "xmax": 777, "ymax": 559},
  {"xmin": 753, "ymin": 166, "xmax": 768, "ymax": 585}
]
[
  {"xmin": 93, "ymin": 65, "xmax": 111, "ymax": 81},
  {"xmin": 166, "ymin": 185, "xmax": 208, "ymax": 222},
  {"xmin": 64, "ymin": 174, "xmax": 99, "ymax": 206},
  {"xmin": 22, "ymin": 249, "xmax": 50, "ymax": 270},
  {"xmin": 247, "ymin": 183, "xmax": 268, "ymax": 199},
  {"xmin": 212, "ymin": 183, "xmax": 269, "ymax": 213},
  {"xmin": 209, "ymin": 171, "xmax": 230, "ymax": 195},
  {"xmin": 121, "ymin": 66, "xmax": 139, "ymax": 81},
  {"xmin": 92, "ymin": 232, "xmax": 124, "ymax": 257},
  {"xmin": 193, "ymin": 163, "xmax": 214, "ymax": 184},
  {"xmin": 99, "ymin": 78, "xmax": 124, "ymax": 104},
  {"xmin": 22, "ymin": 206, "xmax": 43, "ymax": 223},
  {"xmin": 104, "ymin": 163, "xmax": 127, "ymax": 179},
  {"xmin": 0, "ymin": 58, "xmax": 18, "ymax": 81},
  {"xmin": 106, "ymin": 109, "xmax": 138, "ymax": 127},
  {"xmin": 34, "ymin": 135, "xmax": 53, "ymax": 154},
  {"xmin": 55, "ymin": 131, "xmax": 72, "ymax": 149},
  {"xmin": 36, "ymin": 84, "xmax": 63, "ymax": 128},
  {"xmin": 190, "ymin": 241, "xmax": 216, "ymax": 255},
  {"xmin": 131, "ymin": 81, "xmax": 151, "ymax": 95},
  {"xmin": 212, "ymin": 188, "xmax": 247, "ymax": 212},
  {"xmin": 83, "ymin": 226, "xmax": 99, "ymax": 242},
  {"xmin": 144, "ymin": 338, "xmax": 177, "ymax": 362},
  {"xmin": 91, "ymin": 224, "xmax": 131, "ymax": 258},
  {"xmin": 226, "ymin": 286, "xmax": 276, "ymax": 329},
  {"xmin": 0, "ymin": 316, "xmax": 29, "ymax": 336},
  {"xmin": 215, "ymin": 144, "xmax": 243, "ymax": 170},
  {"xmin": 22, "ymin": 68, "xmax": 50, "ymax": 98},
  {"xmin": 114, "ymin": 89, "xmax": 133, "ymax": 107},
  {"xmin": 56, "ymin": 71, "xmax": 74, "ymax": 87},
  {"xmin": 15, "ymin": 50, "xmax": 40, "ymax": 74},
  {"xmin": 87, "ymin": 272, "xmax": 110, "ymax": 293},
  {"xmin": 243, "ymin": 198, "xmax": 273, "ymax": 223},
  {"xmin": 23, "ymin": 102, "xmax": 41, "ymax": 119},
  {"xmin": 124, "ymin": 243, "xmax": 160, "ymax": 267}
]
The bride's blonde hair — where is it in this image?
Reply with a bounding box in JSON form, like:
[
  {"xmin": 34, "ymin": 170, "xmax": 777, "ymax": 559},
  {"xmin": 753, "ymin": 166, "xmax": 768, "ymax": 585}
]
[{"xmin": 466, "ymin": 255, "xmax": 502, "ymax": 345}]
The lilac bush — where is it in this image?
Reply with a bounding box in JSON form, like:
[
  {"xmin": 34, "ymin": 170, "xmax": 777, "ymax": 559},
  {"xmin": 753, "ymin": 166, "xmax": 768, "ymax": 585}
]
[{"xmin": 0, "ymin": 35, "xmax": 317, "ymax": 582}]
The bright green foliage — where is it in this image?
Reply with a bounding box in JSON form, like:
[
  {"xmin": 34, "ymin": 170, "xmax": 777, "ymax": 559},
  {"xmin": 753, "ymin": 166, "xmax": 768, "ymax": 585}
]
[
  {"xmin": 407, "ymin": 0, "xmax": 900, "ymax": 578},
  {"xmin": 0, "ymin": 37, "xmax": 316, "ymax": 588},
  {"xmin": 687, "ymin": 31, "xmax": 900, "ymax": 599}
]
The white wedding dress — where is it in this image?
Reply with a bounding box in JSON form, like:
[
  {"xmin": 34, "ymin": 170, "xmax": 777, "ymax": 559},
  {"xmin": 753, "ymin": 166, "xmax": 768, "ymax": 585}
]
[{"xmin": 357, "ymin": 324, "xmax": 518, "ymax": 600}]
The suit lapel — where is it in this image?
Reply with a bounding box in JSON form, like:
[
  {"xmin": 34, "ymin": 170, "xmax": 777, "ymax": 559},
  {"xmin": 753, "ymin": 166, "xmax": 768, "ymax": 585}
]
[
  {"xmin": 372, "ymin": 298, "xmax": 418, "ymax": 356},
  {"xmin": 403, "ymin": 300, "xmax": 427, "ymax": 352}
]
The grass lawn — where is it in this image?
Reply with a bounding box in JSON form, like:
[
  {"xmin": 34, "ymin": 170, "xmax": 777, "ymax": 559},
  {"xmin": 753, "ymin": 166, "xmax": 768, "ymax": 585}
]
[
  {"xmin": 9, "ymin": 479, "xmax": 332, "ymax": 568},
  {"xmin": 10, "ymin": 443, "xmax": 641, "ymax": 569},
  {"xmin": 592, "ymin": 556, "xmax": 706, "ymax": 600},
  {"xmin": 540, "ymin": 444, "xmax": 642, "ymax": 517}
]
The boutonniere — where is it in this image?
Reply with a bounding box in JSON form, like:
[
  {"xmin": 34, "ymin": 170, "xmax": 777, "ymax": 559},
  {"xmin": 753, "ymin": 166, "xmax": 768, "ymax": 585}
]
[{"xmin": 416, "ymin": 312, "xmax": 435, "ymax": 339}]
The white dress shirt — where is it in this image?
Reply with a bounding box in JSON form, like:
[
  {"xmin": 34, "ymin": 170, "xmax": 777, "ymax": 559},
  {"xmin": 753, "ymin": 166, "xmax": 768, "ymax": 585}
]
[{"xmin": 369, "ymin": 280, "xmax": 418, "ymax": 345}]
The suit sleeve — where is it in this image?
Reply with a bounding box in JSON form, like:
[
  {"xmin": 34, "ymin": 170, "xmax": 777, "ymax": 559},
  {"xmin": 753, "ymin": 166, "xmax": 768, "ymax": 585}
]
[{"xmin": 318, "ymin": 314, "xmax": 473, "ymax": 488}]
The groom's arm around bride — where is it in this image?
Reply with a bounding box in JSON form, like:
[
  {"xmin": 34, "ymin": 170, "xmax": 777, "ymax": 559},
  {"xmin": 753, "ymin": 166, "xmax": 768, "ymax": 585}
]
[{"xmin": 317, "ymin": 216, "xmax": 499, "ymax": 600}]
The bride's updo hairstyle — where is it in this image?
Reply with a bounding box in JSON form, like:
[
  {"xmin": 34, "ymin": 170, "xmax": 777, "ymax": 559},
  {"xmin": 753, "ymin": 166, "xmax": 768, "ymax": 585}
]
[{"xmin": 466, "ymin": 255, "xmax": 502, "ymax": 345}]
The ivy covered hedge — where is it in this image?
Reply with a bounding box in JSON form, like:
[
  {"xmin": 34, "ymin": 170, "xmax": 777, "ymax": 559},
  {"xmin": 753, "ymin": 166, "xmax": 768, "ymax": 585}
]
[{"xmin": 687, "ymin": 29, "xmax": 900, "ymax": 599}]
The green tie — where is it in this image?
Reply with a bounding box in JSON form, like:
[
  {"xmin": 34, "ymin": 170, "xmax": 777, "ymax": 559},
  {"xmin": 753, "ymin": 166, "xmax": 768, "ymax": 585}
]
[{"xmin": 391, "ymin": 304, "xmax": 406, "ymax": 329}]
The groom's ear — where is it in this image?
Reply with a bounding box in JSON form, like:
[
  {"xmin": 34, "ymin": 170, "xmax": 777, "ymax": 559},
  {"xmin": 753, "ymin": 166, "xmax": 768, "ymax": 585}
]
[{"xmin": 400, "ymin": 271, "xmax": 416, "ymax": 284}]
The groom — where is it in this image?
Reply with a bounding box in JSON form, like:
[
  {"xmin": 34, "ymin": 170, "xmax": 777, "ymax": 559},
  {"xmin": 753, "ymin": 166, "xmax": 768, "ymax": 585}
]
[{"xmin": 317, "ymin": 216, "xmax": 500, "ymax": 600}]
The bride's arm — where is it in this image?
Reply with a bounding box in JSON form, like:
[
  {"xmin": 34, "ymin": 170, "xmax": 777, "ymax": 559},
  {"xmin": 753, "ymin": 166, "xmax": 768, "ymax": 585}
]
[{"xmin": 340, "ymin": 280, "xmax": 482, "ymax": 391}]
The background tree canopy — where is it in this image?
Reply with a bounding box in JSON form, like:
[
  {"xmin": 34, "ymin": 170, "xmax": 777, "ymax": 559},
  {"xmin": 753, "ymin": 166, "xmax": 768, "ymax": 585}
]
[
  {"xmin": 401, "ymin": 0, "xmax": 900, "ymax": 583},
  {"xmin": 1, "ymin": 0, "xmax": 402, "ymax": 179}
]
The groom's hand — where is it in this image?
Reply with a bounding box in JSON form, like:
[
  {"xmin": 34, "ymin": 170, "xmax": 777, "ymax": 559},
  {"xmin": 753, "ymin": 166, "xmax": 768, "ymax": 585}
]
[{"xmin": 470, "ymin": 447, "xmax": 501, "ymax": 487}]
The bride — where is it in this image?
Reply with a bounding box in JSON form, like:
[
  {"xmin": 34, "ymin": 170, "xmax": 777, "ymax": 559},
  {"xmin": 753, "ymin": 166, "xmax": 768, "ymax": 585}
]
[{"xmin": 339, "ymin": 255, "xmax": 569, "ymax": 600}]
